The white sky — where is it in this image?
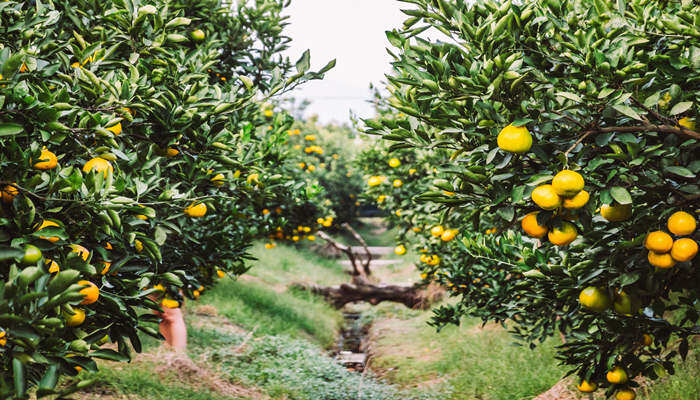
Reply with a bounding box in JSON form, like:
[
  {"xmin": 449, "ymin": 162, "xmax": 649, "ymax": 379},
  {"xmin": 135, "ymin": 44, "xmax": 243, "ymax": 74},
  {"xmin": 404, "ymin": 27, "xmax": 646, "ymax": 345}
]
[{"xmin": 281, "ymin": 1, "xmax": 407, "ymax": 124}]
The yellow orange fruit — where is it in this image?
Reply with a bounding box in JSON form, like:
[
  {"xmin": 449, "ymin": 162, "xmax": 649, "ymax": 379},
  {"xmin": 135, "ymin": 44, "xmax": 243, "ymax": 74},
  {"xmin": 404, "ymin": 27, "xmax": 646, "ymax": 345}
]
[
  {"xmin": 161, "ymin": 298, "xmax": 180, "ymax": 308},
  {"xmin": 69, "ymin": 244, "xmax": 90, "ymax": 261},
  {"xmin": 368, "ymin": 176, "xmax": 383, "ymax": 186},
  {"xmin": 562, "ymin": 190, "xmax": 589, "ymax": 209},
  {"xmin": 33, "ymin": 147, "xmax": 58, "ymax": 170},
  {"xmin": 216, "ymin": 269, "xmax": 226, "ymax": 278},
  {"xmin": 393, "ymin": 179, "xmax": 403, "ymax": 188},
  {"xmin": 430, "ymin": 225, "xmax": 445, "ymax": 237},
  {"xmin": 647, "ymin": 251, "xmax": 675, "ymax": 269},
  {"xmin": 36, "ymin": 220, "xmax": 60, "ymax": 242},
  {"xmin": 576, "ymin": 380, "xmax": 597, "ymax": 393},
  {"xmin": 82, "ymin": 157, "xmax": 113, "ymax": 178},
  {"xmin": 78, "ymin": 280, "xmax": 99, "ymax": 305},
  {"xmin": 552, "ymin": 170, "xmax": 584, "ymax": 197},
  {"xmin": 388, "ymin": 158, "xmax": 401, "ymax": 168},
  {"xmin": 641, "ymin": 334, "xmax": 653, "ymax": 347},
  {"xmin": 601, "ymin": 203, "xmax": 632, "ymax": 222},
  {"xmin": 394, "ymin": 245, "xmax": 406, "ymax": 255},
  {"xmin": 644, "ymin": 231, "xmax": 673, "ymax": 253},
  {"xmin": 521, "ymin": 212, "xmax": 548, "ymax": 238},
  {"xmin": 615, "ymin": 389, "xmax": 636, "ymax": 400},
  {"xmin": 134, "ymin": 239, "xmax": 144, "ymax": 253},
  {"xmin": 606, "ymin": 366, "xmax": 629, "ymax": 384},
  {"xmin": 678, "ymin": 117, "xmax": 696, "ymax": 130},
  {"xmin": 667, "ymin": 211, "xmax": 696, "ymax": 236},
  {"xmin": 670, "ymin": 238, "xmax": 697, "ymax": 262},
  {"xmin": 531, "ymin": 185, "xmax": 561, "ymax": 210},
  {"xmin": 165, "ymin": 147, "xmax": 179, "ymax": 157},
  {"xmin": 497, "ymin": 124, "xmax": 532, "ymax": 153},
  {"xmin": 1, "ymin": 183, "xmax": 19, "ymax": 204},
  {"xmin": 65, "ymin": 308, "xmax": 86, "ymax": 327},
  {"xmin": 441, "ymin": 229, "xmax": 457, "ymax": 242},
  {"xmin": 100, "ymin": 261, "xmax": 111, "ymax": 275},
  {"xmin": 106, "ymin": 122, "xmax": 122, "ymax": 136},
  {"xmin": 184, "ymin": 202, "xmax": 207, "ymax": 217},
  {"xmin": 47, "ymin": 259, "xmax": 60, "ymax": 274},
  {"xmin": 548, "ymin": 221, "xmax": 577, "ymax": 246},
  {"xmin": 210, "ymin": 173, "xmax": 225, "ymax": 187},
  {"xmin": 579, "ymin": 286, "xmax": 611, "ymax": 312}
]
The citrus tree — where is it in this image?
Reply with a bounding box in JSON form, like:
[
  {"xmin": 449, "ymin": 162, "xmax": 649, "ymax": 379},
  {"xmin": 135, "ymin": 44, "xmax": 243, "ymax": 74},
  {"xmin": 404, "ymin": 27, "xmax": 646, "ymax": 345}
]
[
  {"xmin": 0, "ymin": 0, "xmax": 333, "ymax": 397},
  {"xmin": 364, "ymin": 0, "xmax": 699, "ymax": 397}
]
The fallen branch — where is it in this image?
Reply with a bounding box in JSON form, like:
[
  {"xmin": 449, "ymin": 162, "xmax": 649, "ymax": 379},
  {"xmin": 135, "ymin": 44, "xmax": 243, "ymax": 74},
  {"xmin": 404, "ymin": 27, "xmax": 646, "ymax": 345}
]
[
  {"xmin": 317, "ymin": 231, "xmax": 362, "ymax": 278},
  {"xmin": 292, "ymin": 282, "xmax": 441, "ymax": 310}
]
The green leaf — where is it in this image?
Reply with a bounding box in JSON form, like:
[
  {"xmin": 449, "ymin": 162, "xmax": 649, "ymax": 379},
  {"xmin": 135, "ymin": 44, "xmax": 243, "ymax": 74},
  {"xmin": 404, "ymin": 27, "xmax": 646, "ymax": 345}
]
[
  {"xmin": 555, "ymin": 91, "xmax": 584, "ymax": 103},
  {"xmin": 664, "ymin": 166, "xmax": 695, "ymax": 178},
  {"xmin": 612, "ymin": 104, "xmax": 642, "ymax": 121},
  {"xmin": 610, "ymin": 186, "xmax": 632, "ymax": 204},
  {"xmin": 669, "ymin": 101, "xmax": 692, "ymax": 115},
  {"xmin": 295, "ymin": 50, "xmax": 311, "ymax": 74},
  {"xmin": 0, "ymin": 123, "xmax": 24, "ymax": 136}
]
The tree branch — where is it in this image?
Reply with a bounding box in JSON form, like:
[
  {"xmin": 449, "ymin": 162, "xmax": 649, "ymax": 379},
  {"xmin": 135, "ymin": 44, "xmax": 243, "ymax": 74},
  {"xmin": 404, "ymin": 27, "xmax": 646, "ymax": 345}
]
[
  {"xmin": 317, "ymin": 231, "xmax": 361, "ymax": 277},
  {"xmin": 564, "ymin": 123, "xmax": 700, "ymax": 156},
  {"xmin": 341, "ymin": 222, "xmax": 373, "ymax": 277}
]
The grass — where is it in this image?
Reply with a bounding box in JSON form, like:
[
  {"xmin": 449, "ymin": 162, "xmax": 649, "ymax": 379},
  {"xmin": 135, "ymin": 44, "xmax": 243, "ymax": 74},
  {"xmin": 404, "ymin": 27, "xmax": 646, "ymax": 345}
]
[
  {"xmin": 639, "ymin": 350, "xmax": 700, "ymax": 400},
  {"xmin": 368, "ymin": 305, "xmax": 566, "ymax": 400}
]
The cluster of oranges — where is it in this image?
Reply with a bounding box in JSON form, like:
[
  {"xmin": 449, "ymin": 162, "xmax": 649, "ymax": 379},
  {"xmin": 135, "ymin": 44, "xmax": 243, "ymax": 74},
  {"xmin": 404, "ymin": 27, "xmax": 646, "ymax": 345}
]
[
  {"xmin": 645, "ymin": 211, "xmax": 697, "ymax": 268},
  {"xmin": 367, "ymin": 175, "xmax": 387, "ymax": 187},
  {"xmin": 430, "ymin": 225, "xmax": 458, "ymax": 242},
  {"xmin": 576, "ymin": 365, "xmax": 638, "ymax": 399},
  {"xmin": 522, "ymin": 169, "xmax": 588, "ymax": 246},
  {"xmin": 304, "ymin": 145, "xmax": 324, "ymax": 154}
]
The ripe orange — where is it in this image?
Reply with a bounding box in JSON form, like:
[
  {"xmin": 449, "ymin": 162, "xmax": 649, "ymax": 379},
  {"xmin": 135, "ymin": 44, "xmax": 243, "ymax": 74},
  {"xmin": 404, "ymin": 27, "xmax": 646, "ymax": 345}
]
[
  {"xmin": 65, "ymin": 308, "xmax": 86, "ymax": 327},
  {"xmin": 193, "ymin": 290, "xmax": 200, "ymax": 298},
  {"xmin": 388, "ymin": 158, "xmax": 401, "ymax": 168},
  {"xmin": 216, "ymin": 269, "xmax": 226, "ymax": 278},
  {"xmin": 670, "ymin": 238, "xmax": 697, "ymax": 262},
  {"xmin": 579, "ymin": 287, "xmax": 611, "ymax": 312},
  {"xmin": 497, "ymin": 124, "xmax": 532, "ymax": 153},
  {"xmin": 548, "ymin": 222, "xmax": 577, "ymax": 246},
  {"xmin": 210, "ymin": 173, "xmax": 225, "ymax": 187},
  {"xmin": 161, "ymin": 298, "xmax": 180, "ymax": 308},
  {"xmin": 552, "ymin": 170, "xmax": 584, "ymax": 197},
  {"xmin": 82, "ymin": 157, "xmax": 113, "ymax": 178},
  {"xmin": 134, "ymin": 239, "xmax": 144, "ymax": 253},
  {"xmin": 606, "ymin": 366, "xmax": 629, "ymax": 384},
  {"xmin": 78, "ymin": 280, "xmax": 99, "ymax": 305},
  {"xmin": 36, "ymin": 220, "xmax": 60, "ymax": 242},
  {"xmin": 393, "ymin": 179, "xmax": 403, "ymax": 188},
  {"xmin": 33, "ymin": 147, "xmax": 58, "ymax": 170},
  {"xmin": 100, "ymin": 261, "xmax": 111, "ymax": 275},
  {"xmin": 641, "ymin": 334, "xmax": 653, "ymax": 347},
  {"xmin": 106, "ymin": 122, "xmax": 122, "ymax": 136},
  {"xmin": 184, "ymin": 202, "xmax": 207, "ymax": 217},
  {"xmin": 616, "ymin": 389, "xmax": 636, "ymax": 400},
  {"xmin": 367, "ymin": 176, "xmax": 383, "ymax": 186},
  {"xmin": 47, "ymin": 259, "xmax": 60, "ymax": 273},
  {"xmin": 601, "ymin": 203, "xmax": 632, "ymax": 222},
  {"xmin": 644, "ymin": 231, "xmax": 673, "ymax": 253},
  {"xmin": 394, "ymin": 245, "xmax": 406, "ymax": 255},
  {"xmin": 521, "ymin": 212, "xmax": 548, "ymax": 238},
  {"xmin": 1, "ymin": 183, "xmax": 19, "ymax": 204},
  {"xmin": 562, "ymin": 190, "xmax": 589, "ymax": 209},
  {"xmin": 441, "ymin": 229, "xmax": 457, "ymax": 242},
  {"xmin": 430, "ymin": 225, "xmax": 445, "ymax": 237},
  {"xmin": 69, "ymin": 244, "xmax": 90, "ymax": 261},
  {"xmin": 531, "ymin": 185, "xmax": 561, "ymax": 210},
  {"xmin": 678, "ymin": 117, "xmax": 696, "ymax": 130},
  {"xmin": 647, "ymin": 251, "xmax": 675, "ymax": 269},
  {"xmin": 667, "ymin": 211, "xmax": 696, "ymax": 236},
  {"xmin": 576, "ymin": 380, "xmax": 597, "ymax": 392}
]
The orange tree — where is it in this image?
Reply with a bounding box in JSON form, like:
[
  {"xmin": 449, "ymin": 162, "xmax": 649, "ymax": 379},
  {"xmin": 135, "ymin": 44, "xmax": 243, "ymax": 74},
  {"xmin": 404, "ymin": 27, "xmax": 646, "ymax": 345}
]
[
  {"xmin": 364, "ymin": 0, "xmax": 699, "ymax": 397},
  {"xmin": 0, "ymin": 0, "xmax": 333, "ymax": 397}
]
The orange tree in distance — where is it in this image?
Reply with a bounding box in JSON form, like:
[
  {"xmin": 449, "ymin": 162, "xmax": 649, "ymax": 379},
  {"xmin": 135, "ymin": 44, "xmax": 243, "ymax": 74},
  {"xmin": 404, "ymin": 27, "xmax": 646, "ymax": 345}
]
[
  {"xmin": 0, "ymin": 0, "xmax": 333, "ymax": 397},
  {"xmin": 363, "ymin": 0, "xmax": 699, "ymax": 398}
]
